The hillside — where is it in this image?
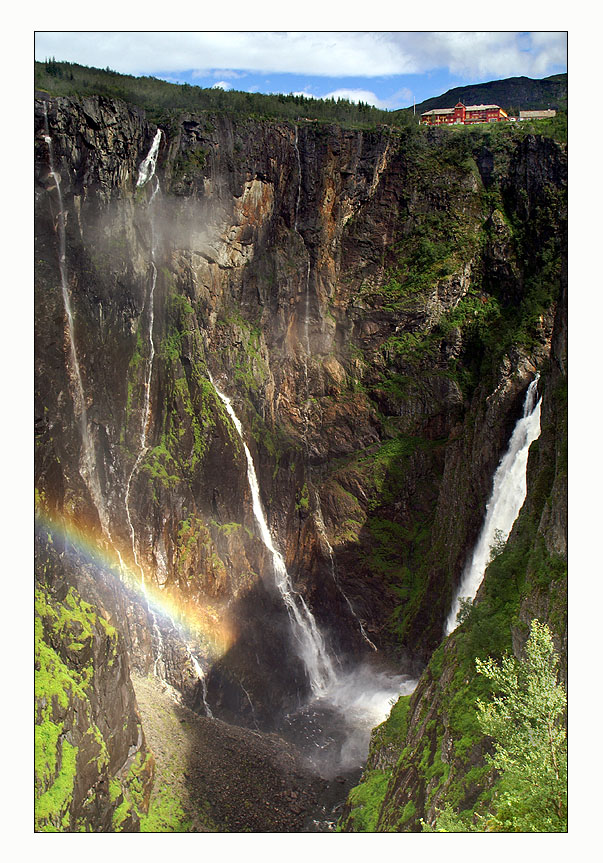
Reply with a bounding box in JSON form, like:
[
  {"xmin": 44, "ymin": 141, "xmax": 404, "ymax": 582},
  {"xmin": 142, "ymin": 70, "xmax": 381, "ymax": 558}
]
[{"xmin": 411, "ymin": 73, "xmax": 568, "ymax": 116}]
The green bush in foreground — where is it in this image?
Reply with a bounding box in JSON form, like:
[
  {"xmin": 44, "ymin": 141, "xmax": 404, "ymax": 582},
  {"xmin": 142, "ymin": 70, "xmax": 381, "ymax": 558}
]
[{"xmin": 426, "ymin": 619, "xmax": 567, "ymax": 832}]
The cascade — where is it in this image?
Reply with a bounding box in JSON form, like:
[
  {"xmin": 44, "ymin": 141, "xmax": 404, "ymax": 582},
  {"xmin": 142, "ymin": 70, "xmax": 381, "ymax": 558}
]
[
  {"xmin": 124, "ymin": 131, "xmax": 162, "ymax": 666},
  {"xmin": 208, "ymin": 372, "xmax": 337, "ymax": 696},
  {"xmin": 136, "ymin": 129, "xmax": 162, "ymax": 188},
  {"xmin": 445, "ymin": 375, "xmax": 542, "ymax": 634},
  {"xmin": 123, "ymin": 130, "xmax": 170, "ymax": 678},
  {"xmin": 187, "ymin": 645, "xmax": 213, "ymax": 717},
  {"xmin": 42, "ymin": 104, "xmax": 108, "ymax": 532},
  {"xmin": 209, "ymin": 372, "xmax": 416, "ymax": 774},
  {"xmin": 313, "ymin": 493, "xmax": 378, "ymax": 651},
  {"xmin": 120, "ymin": 129, "xmax": 213, "ymax": 706}
]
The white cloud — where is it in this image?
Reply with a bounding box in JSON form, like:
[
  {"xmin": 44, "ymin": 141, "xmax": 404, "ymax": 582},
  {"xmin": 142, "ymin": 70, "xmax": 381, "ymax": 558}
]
[
  {"xmin": 323, "ymin": 86, "xmax": 414, "ymax": 110},
  {"xmin": 34, "ymin": 31, "xmax": 567, "ymax": 81},
  {"xmin": 212, "ymin": 81, "xmax": 233, "ymax": 90},
  {"xmin": 211, "ymin": 69, "xmax": 247, "ymax": 79},
  {"xmin": 390, "ymin": 31, "xmax": 567, "ymax": 80}
]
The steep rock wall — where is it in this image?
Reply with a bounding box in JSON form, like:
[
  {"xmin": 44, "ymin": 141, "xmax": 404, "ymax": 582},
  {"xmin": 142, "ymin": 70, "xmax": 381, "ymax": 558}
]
[
  {"xmin": 339, "ymin": 267, "xmax": 567, "ymax": 833},
  {"xmin": 35, "ymin": 94, "xmax": 567, "ymax": 827}
]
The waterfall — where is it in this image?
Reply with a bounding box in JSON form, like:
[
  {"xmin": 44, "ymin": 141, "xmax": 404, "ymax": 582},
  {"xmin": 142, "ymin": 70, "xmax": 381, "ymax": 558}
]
[
  {"xmin": 136, "ymin": 129, "xmax": 162, "ymax": 188},
  {"xmin": 124, "ymin": 134, "xmax": 161, "ymax": 578},
  {"xmin": 445, "ymin": 375, "xmax": 542, "ymax": 634},
  {"xmin": 208, "ymin": 373, "xmax": 338, "ymax": 696},
  {"xmin": 209, "ymin": 371, "xmax": 416, "ymax": 772},
  {"xmin": 42, "ymin": 104, "xmax": 108, "ymax": 532},
  {"xmin": 313, "ymin": 494, "xmax": 378, "ymax": 651},
  {"xmin": 187, "ymin": 645, "xmax": 213, "ymax": 717},
  {"xmin": 123, "ymin": 130, "xmax": 168, "ymax": 673}
]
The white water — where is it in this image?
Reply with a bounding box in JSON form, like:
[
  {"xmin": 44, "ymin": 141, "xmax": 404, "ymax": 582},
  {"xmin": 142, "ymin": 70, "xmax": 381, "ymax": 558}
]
[
  {"xmin": 42, "ymin": 105, "xmax": 109, "ymax": 532},
  {"xmin": 209, "ymin": 372, "xmax": 337, "ymax": 696},
  {"xmin": 136, "ymin": 129, "xmax": 162, "ymax": 187},
  {"xmin": 209, "ymin": 373, "xmax": 415, "ymax": 772},
  {"xmin": 284, "ymin": 663, "xmax": 416, "ymax": 776},
  {"xmin": 123, "ymin": 131, "xmax": 170, "ymax": 676},
  {"xmin": 445, "ymin": 375, "xmax": 542, "ymax": 634},
  {"xmin": 124, "ymin": 134, "xmax": 161, "ymax": 584},
  {"xmin": 187, "ymin": 646, "xmax": 213, "ymax": 717}
]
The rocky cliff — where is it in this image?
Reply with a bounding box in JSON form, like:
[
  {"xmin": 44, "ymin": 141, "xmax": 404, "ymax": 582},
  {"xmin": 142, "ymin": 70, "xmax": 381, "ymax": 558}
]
[
  {"xmin": 339, "ymin": 234, "xmax": 567, "ymax": 835},
  {"xmin": 34, "ymin": 92, "xmax": 567, "ymax": 831}
]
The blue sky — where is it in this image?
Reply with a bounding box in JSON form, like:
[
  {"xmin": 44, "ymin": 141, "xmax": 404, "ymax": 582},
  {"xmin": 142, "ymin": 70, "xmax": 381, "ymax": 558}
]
[{"xmin": 34, "ymin": 31, "xmax": 567, "ymax": 111}]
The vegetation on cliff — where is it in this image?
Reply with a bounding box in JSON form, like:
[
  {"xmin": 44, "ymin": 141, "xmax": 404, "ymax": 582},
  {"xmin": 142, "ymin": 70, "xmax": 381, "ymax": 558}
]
[
  {"xmin": 425, "ymin": 619, "xmax": 567, "ymax": 832},
  {"xmin": 34, "ymin": 71, "xmax": 567, "ymax": 832},
  {"xmin": 35, "ymin": 61, "xmax": 567, "ymax": 142},
  {"xmin": 35, "ymin": 60, "xmax": 413, "ymax": 129}
]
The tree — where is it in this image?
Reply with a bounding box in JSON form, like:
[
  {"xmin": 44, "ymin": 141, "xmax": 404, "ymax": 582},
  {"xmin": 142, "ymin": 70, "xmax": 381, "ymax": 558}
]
[
  {"xmin": 475, "ymin": 618, "xmax": 567, "ymax": 831},
  {"xmin": 427, "ymin": 619, "xmax": 567, "ymax": 832}
]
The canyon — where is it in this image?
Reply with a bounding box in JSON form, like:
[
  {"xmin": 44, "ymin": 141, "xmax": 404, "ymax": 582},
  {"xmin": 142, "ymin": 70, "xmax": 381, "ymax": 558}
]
[{"xmin": 34, "ymin": 90, "xmax": 567, "ymax": 832}]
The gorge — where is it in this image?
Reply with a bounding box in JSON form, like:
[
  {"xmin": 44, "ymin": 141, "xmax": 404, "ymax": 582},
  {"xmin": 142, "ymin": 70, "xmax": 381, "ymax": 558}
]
[{"xmin": 34, "ymin": 78, "xmax": 567, "ymax": 833}]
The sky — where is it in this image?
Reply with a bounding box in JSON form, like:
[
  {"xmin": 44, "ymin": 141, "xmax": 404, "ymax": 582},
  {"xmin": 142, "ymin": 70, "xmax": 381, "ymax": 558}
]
[{"xmin": 34, "ymin": 30, "xmax": 567, "ymax": 111}]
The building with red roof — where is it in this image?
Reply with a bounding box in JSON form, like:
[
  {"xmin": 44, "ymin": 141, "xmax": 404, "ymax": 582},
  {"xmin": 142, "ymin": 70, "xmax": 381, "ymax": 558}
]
[{"xmin": 420, "ymin": 102, "xmax": 509, "ymax": 126}]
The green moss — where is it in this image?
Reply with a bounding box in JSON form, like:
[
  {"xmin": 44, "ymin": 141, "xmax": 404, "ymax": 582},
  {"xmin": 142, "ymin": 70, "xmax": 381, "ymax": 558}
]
[
  {"xmin": 296, "ymin": 482, "xmax": 310, "ymax": 514},
  {"xmin": 399, "ymin": 799, "xmax": 417, "ymax": 826},
  {"xmin": 35, "ymin": 739, "xmax": 78, "ymax": 830},
  {"xmin": 35, "ymin": 583, "xmax": 130, "ymax": 832},
  {"xmin": 139, "ymin": 783, "xmax": 195, "ymax": 833},
  {"xmin": 343, "ymin": 769, "xmax": 392, "ymax": 832},
  {"xmin": 112, "ymin": 796, "xmax": 134, "ymax": 831},
  {"xmin": 35, "ymin": 721, "xmax": 63, "ymax": 790}
]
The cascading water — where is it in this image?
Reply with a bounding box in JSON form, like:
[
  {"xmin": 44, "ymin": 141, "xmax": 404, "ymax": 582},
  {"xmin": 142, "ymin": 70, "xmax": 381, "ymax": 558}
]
[
  {"xmin": 42, "ymin": 104, "xmax": 108, "ymax": 532},
  {"xmin": 187, "ymin": 646, "xmax": 213, "ymax": 718},
  {"xmin": 136, "ymin": 129, "xmax": 162, "ymax": 188},
  {"xmin": 208, "ymin": 372, "xmax": 415, "ymax": 775},
  {"xmin": 119, "ymin": 129, "xmax": 212, "ymax": 706},
  {"xmin": 209, "ymin": 372, "xmax": 337, "ymax": 696},
  {"xmin": 122, "ymin": 130, "xmax": 164, "ymax": 671},
  {"xmin": 445, "ymin": 374, "xmax": 542, "ymax": 634}
]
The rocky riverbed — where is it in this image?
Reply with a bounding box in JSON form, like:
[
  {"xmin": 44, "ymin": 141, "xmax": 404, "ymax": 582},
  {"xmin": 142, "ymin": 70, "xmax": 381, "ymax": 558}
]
[{"xmin": 132, "ymin": 673, "xmax": 358, "ymax": 832}]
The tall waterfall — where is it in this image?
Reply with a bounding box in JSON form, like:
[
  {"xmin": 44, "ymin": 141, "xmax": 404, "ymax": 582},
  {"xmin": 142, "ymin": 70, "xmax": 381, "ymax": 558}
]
[
  {"xmin": 42, "ymin": 104, "xmax": 107, "ymax": 531},
  {"xmin": 128, "ymin": 129, "xmax": 206, "ymax": 692},
  {"xmin": 209, "ymin": 372, "xmax": 415, "ymax": 773},
  {"xmin": 124, "ymin": 130, "xmax": 162, "ymax": 587},
  {"xmin": 445, "ymin": 375, "xmax": 542, "ymax": 634},
  {"xmin": 136, "ymin": 129, "xmax": 162, "ymax": 188},
  {"xmin": 209, "ymin": 372, "xmax": 338, "ymax": 696}
]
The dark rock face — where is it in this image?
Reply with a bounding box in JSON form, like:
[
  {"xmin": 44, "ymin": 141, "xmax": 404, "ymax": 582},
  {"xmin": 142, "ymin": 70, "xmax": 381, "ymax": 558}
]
[
  {"xmin": 34, "ymin": 530, "xmax": 154, "ymax": 832},
  {"xmin": 34, "ymin": 94, "xmax": 566, "ymax": 830},
  {"xmin": 340, "ymin": 272, "xmax": 567, "ymax": 834}
]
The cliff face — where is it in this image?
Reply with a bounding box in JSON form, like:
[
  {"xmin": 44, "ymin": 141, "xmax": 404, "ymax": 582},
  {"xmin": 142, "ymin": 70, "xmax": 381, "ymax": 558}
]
[
  {"xmin": 340, "ymin": 261, "xmax": 567, "ymax": 835},
  {"xmin": 34, "ymin": 93, "xmax": 566, "ymax": 830}
]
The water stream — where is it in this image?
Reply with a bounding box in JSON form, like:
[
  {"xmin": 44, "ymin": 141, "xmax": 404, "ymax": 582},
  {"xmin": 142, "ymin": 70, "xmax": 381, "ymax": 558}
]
[
  {"xmin": 119, "ymin": 132, "xmax": 209, "ymax": 703},
  {"xmin": 209, "ymin": 372, "xmax": 337, "ymax": 696},
  {"xmin": 445, "ymin": 375, "xmax": 542, "ymax": 634},
  {"xmin": 42, "ymin": 104, "xmax": 108, "ymax": 532},
  {"xmin": 209, "ymin": 372, "xmax": 415, "ymax": 775}
]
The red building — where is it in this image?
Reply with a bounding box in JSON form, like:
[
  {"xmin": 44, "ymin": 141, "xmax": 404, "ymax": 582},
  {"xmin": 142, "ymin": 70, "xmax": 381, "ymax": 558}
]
[{"xmin": 420, "ymin": 102, "xmax": 509, "ymax": 126}]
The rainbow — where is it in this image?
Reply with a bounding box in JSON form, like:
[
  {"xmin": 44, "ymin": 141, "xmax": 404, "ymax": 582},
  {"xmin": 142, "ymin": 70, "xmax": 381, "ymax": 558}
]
[{"xmin": 34, "ymin": 502, "xmax": 234, "ymax": 661}]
